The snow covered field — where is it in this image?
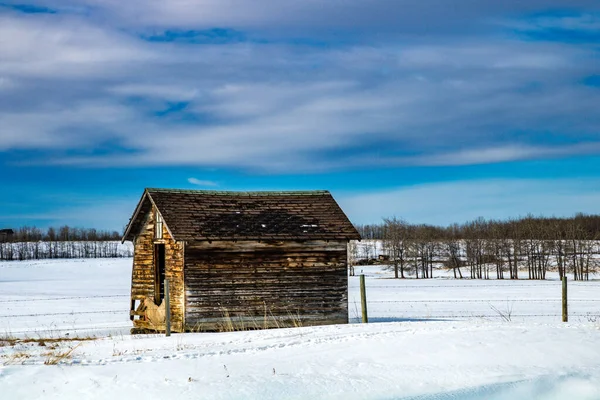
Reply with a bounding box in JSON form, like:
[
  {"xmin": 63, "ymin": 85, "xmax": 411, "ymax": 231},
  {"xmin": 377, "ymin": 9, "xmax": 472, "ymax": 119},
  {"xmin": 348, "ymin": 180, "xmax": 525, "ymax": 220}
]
[
  {"xmin": 2, "ymin": 258, "xmax": 600, "ymax": 399},
  {"xmin": 3, "ymin": 322, "xmax": 600, "ymax": 400},
  {"xmin": 350, "ymin": 266, "xmax": 600, "ymax": 323},
  {"xmin": 0, "ymin": 259, "xmax": 131, "ymax": 337}
]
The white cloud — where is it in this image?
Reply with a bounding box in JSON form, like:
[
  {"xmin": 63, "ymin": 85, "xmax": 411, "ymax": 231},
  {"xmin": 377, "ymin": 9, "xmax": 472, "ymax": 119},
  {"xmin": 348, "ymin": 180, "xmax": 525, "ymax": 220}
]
[
  {"xmin": 0, "ymin": 100, "xmax": 139, "ymax": 151},
  {"xmin": 0, "ymin": 7, "xmax": 599, "ymax": 172},
  {"xmin": 407, "ymin": 143, "xmax": 600, "ymax": 166},
  {"xmin": 0, "ymin": 14, "xmax": 156, "ymax": 79},
  {"xmin": 21, "ymin": 0, "xmax": 600, "ymax": 34},
  {"xmin": 187, "ymin": 178, "xmax": 218, "ymax": 187}
]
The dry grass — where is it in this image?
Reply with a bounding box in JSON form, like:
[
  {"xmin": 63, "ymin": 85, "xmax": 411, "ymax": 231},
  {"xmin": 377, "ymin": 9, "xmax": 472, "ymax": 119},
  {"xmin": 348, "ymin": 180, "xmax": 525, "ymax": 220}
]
[
  {"xmin": 212, "ymin": 306, "xmax": 304, "ymax": 332},
  {"xmin": 23, "ymin": 337, "xmax": 95, "ymax": 345},
  {"xmin": 1, "ymin": 329, "xmax": 96, "ymax": 346},
  {"xmin": 0, "ymin": 332, "xmax": 20, "ymax": 347},
  {"xmin": 158, "ymin": 306, "xmax": 306, "ymax": 333},
  {"xmin": 44, "ymin": 343, "xmax": 82, "ymax": 365},
  {"xmin": 3, "ymin": 351, "xmax": 32, "ymax": 365},
  {"xmin": 235, "ymin": 316, "xmax": 246, "ymax": 331},
  {"xmin": 287, "ymin": 310, "xmax": 303, "ymax": 328},
  {"xmin": 220, "ymin": 308, "xmax": 235, "ymax": 332},
  {"xmin": 1, "ymin": 334, "xmax": 95, "ymax": 366},
  {"xmin": 188, "ymin": 321, "xmax": 206, "ymax": 333},
  {"xmin": 0, "ymin": 338, "xmax": 18, "ymax": 347}
]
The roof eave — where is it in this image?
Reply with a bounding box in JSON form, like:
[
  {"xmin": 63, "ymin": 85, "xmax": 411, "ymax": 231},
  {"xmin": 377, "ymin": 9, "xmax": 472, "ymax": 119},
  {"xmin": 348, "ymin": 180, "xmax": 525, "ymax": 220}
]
[{"xmin": 121, "ymin": 189, "xmax": 150, "ymax": 243}]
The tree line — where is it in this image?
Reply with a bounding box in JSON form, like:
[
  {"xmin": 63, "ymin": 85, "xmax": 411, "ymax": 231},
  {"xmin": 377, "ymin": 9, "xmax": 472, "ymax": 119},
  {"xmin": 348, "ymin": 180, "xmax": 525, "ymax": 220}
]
[
  {"xmin": 0, "ymin": 226, "xmax": 132, "ymax": 261},
  {"xmin": 351, "ymin": 214, "xmax": 600, "ymax": 281}
]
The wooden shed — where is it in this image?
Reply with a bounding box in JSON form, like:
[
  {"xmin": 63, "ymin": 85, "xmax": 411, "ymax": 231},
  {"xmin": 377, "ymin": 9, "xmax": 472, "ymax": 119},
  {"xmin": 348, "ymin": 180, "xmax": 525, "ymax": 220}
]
[{"xmin": 122, "ymin": 188, "xmax": 361, "ymax": 332}]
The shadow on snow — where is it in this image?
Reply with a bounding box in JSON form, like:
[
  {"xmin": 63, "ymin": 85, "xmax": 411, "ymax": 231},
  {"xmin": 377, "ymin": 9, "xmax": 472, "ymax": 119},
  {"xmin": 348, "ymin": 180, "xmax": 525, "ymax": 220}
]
[{"xmin": 393, "ymin": 373, "xmax": 600, "ymax": 400}]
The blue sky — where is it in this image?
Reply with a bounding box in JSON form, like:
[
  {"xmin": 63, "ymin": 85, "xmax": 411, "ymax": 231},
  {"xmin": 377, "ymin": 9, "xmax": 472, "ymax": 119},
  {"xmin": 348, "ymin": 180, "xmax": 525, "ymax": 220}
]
[{"xmin": 1, "ymin": 1, "xmax": 600, "ymax": 231}]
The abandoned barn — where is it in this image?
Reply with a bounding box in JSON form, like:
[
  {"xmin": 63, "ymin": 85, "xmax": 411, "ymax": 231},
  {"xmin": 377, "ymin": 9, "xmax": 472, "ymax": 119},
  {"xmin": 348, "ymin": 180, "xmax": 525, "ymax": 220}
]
[{"xmin": 123, "ymin": 188, "xmax": 361, "ymax": 332}]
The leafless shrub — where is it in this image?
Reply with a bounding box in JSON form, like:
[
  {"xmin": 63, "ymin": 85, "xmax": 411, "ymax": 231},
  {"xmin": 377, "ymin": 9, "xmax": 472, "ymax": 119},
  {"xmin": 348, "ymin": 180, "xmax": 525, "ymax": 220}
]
[{"xmin": 489, "ymin": 301, "xmax": 514, "ymax": 322}]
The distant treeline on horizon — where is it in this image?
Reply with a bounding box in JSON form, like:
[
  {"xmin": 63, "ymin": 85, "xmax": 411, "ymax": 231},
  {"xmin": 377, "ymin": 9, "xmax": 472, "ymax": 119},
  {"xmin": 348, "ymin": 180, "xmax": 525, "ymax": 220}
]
[
  {"xmin": 353, "ymin": 213, "xmax": 600, "ymax": 281},
  {"xmin": 355, "ymin": 213, "xmax": 600, "ymax": 241},
  {"xmin": 0, "ymin": 225, "xmax": 131, "ymax": 261},
  {"xmin": 0, "ymin": 226, "xmax": 122, "ymax": 242},
  {"xmin": 4, "ymin": 214, "xmax": 600, "ymax": 243}
]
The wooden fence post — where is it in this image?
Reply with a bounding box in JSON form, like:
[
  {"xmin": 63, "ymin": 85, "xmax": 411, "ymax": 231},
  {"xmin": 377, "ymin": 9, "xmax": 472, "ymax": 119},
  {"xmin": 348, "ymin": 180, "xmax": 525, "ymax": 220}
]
[
  {"xmin": 562, "ymin": 276, "xmax": 568, "ymax": 323},
  {"xmin": 360, "ymin": 274, "xmax": 368, "ymax": 323},
  {"xmin": 165, "ymin": 278, "xmax": 171, "ymax": 336}
]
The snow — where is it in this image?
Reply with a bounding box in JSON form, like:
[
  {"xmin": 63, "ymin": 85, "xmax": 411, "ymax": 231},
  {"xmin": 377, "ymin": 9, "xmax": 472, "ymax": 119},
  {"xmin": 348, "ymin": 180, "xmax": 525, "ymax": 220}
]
[
  {"xmin": 3, "ymin": 322, "xmax": 600, "ymax": 399},
  {"xmin": 350, "ymin": 266, "xmax": 600, "ymax": 323},
  {"xmin": 2, "ymin": 258, "xmax": 600, "ymax": 399},
  {"xmin": 0, "ymin": 258, "xmax": 131, "ymax": 336}
]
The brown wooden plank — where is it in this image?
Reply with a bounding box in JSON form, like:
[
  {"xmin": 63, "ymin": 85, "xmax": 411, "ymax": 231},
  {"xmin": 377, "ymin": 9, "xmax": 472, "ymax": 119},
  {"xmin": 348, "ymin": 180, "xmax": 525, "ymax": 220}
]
[{"xmin": 183, "ymin": 240, "xmax": 348, "ymax": 330}]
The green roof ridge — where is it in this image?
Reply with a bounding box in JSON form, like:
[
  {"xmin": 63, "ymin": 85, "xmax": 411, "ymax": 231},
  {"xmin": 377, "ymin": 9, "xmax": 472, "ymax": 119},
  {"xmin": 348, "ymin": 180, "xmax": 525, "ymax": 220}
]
[{"xmin": 146, "ymin": 188, "xmax": 331, "ymax": 196}]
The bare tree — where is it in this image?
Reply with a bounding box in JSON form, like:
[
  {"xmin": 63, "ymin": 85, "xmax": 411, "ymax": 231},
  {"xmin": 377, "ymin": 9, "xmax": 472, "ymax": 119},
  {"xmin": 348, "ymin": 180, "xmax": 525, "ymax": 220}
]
[
  {"xmin": 382, "ymin": 217, "xmax": 409, "ymax": 278},
  {"xmin": 347, "ymin": 241, "xmax": 358, "ymax": 276}
]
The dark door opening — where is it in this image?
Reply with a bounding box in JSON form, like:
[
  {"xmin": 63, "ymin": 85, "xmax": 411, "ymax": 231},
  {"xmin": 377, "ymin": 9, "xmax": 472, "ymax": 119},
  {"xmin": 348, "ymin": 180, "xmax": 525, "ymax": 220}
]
[{"xmin": 154, "ymin": 244, "xmax": 166, "ymax": 305}]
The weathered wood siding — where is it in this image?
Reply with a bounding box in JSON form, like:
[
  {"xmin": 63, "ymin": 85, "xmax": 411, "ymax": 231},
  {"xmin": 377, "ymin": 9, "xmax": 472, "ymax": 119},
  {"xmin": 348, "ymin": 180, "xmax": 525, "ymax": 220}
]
[
  {"xmin": 165, "ymin": 235, "xmax": 185, "ymax": 333},
  {"xmin": 130, "ymin": 212, "xmax": 155, "ymax": 302},
  {"xmin": 130, "ymin": 207, "xmax": 185, "ymax": 332},
  {"xmin": 184, "ymin": 240, "xmax": 348, "ymax": 331}
]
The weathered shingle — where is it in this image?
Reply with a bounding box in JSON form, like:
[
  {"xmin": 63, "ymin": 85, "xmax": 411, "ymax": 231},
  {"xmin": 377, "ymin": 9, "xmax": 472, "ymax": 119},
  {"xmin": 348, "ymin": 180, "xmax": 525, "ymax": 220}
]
[{"xmin": 123, "ymin": 188, "xmax": 360, "ymax": 242}]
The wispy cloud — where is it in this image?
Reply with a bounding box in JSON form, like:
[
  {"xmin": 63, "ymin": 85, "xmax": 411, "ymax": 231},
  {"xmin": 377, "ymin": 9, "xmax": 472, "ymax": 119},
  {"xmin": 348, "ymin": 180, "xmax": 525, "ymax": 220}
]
[
  {"xmin": 187, "ymin": 178, "xmax": 218, "ymax": 187},
  {"xmin": 509, "ymin": 12, "xmax": 600, "ymax": 32},
  {"xmin": 0, "ymin": 3, "xmax": 58, "ymax": 14},
  {"xmin": 13, "ymin": 0, "xmax": 600, "ymax": 34},
  {"xmin": 502, "ymin": 11, "xmax": 600, "ymax": 43},
  {"xmin": 406, "ymin": 143, "xmax": 600, "ymax": 167},
  {"xmin": 0, "ymin": 2, "xmax": 599, "ymax": 172}
]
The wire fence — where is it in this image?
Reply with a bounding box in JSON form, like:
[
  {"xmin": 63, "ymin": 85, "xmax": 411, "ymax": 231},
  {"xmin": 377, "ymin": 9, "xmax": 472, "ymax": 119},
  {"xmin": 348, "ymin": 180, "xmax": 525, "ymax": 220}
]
[
  {"xmin": 365, "ymin": 299, "xmax": 600, "ymax": 303},
  {"xmin": 0, "ymin": 293, "xmax": 131, "ymax": 337},
  {"xmin": 364, "ymin": 314, "xmax": 596, "ymax": 318},
  {"xmin": 370, "ymin": 283, "xmax": 599, "ymax": 288},
  {"xmin": 0, "ymin": 310, "xmax": 128, "ymax": 319},
  {"xmin": 0, "ymin": 295, "xmax": 129, "ymax": 303},
  {"xmin": 2, "ymin": 277, "xmax": 600, "ymax": 338},
  {"xmin": 350, "ymin": 276, "xmax": 600, "ymax": 322}
]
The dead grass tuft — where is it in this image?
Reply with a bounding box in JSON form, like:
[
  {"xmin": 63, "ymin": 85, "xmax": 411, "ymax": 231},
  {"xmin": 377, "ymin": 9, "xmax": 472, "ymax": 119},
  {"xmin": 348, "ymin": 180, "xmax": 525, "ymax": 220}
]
[
  {"xmin": 220, "ymin": 308, "xmax": 235, "ymax": 332},
  {"xmin": 44, "ymin": 343, "xmax": 82, "ymax": 365},
  {"xmin": 3, "ymin": 351, "xmax": 32, "ymax": 365}
]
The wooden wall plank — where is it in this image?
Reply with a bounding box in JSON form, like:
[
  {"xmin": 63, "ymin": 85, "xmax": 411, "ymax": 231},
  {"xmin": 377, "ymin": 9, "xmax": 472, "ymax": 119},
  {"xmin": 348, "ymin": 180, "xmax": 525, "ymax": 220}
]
[{"xmin": 184, "ymin": 240, "xmax": 348, "ymax": 331}]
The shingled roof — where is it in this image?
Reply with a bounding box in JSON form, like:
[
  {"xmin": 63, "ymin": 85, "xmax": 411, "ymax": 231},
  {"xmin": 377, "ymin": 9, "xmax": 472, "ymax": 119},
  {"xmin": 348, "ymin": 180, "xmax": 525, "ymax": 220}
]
[{"xmin": 122, "ymin": 188, "xmax": 361, "ymax": 242}]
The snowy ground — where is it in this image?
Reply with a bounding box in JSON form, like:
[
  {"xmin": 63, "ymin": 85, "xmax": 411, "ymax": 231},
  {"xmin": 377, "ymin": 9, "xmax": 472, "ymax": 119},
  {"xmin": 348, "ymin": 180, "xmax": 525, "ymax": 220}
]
[
  {"xmin": 2, "ymin": 259, "xmax": 600, "ymax": 399},
  {"xmin": 349, "ymin": 266, "xmax": 600, "ymax": 324},
  {"xmin": 2, "ymin": 322, "xmax": 600, "ymax": 399},
  {"xmin": 0, "ymin": 259, "xmax": 131, "ymax": 337}
]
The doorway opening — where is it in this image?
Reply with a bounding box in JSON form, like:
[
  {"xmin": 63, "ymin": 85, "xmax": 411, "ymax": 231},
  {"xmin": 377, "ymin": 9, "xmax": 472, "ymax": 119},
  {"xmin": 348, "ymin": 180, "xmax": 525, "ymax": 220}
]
[{"xmin": 154, "ymin": 244, "xmax": 165, "ymax": 305}]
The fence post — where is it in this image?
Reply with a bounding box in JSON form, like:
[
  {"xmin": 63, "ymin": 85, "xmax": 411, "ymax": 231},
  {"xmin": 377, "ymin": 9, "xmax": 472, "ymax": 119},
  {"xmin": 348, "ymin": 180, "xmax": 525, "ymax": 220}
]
[
  {"xmin": 360, "ymin": 274, "xmax": 368, "ymax": 323},
  {"xmin": 165, "ymin": 278, "xmax": 171, "ymax": 336},
  {"xmin": 562, "ymin": 276, "xmax": 568, "ymax": 323}
]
